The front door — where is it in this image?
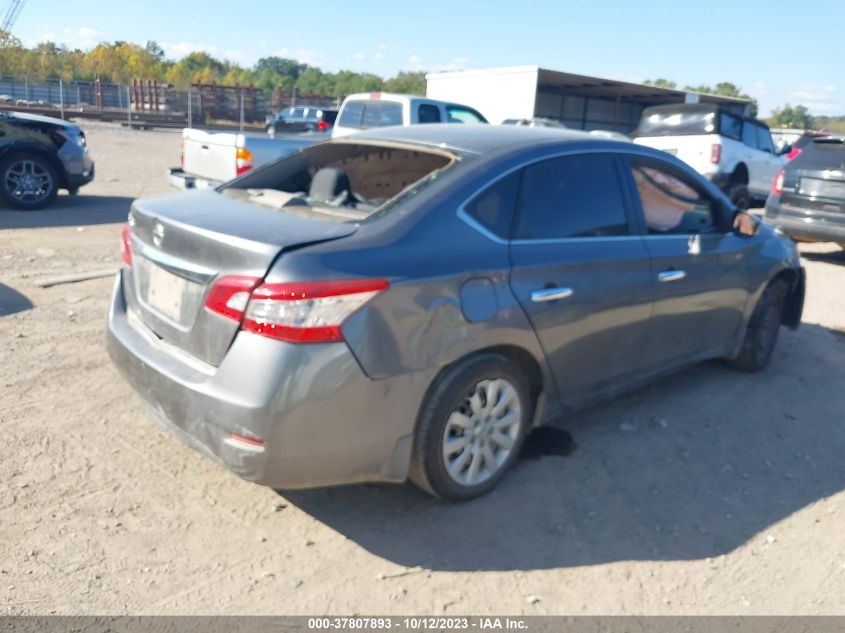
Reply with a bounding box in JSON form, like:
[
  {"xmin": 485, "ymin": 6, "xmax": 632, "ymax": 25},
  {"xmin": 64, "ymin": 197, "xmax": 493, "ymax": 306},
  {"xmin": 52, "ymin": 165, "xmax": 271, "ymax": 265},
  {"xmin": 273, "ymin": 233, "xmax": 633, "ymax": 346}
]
[
  {"xmin": 508, "ymin": 153, "xmax": 654, "ymax": 403},
  {"xmin": 624, "ymin": 157, "xmax": 753, "ymax": 371}
]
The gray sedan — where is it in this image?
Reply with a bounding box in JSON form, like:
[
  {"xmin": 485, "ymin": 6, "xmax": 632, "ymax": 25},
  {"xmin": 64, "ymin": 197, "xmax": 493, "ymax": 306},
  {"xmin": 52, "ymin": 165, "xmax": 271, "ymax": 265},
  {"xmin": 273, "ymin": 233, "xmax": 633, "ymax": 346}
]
[{"xmin": 107, "ymin": 124, "xmax": 805, "ymax": 500}]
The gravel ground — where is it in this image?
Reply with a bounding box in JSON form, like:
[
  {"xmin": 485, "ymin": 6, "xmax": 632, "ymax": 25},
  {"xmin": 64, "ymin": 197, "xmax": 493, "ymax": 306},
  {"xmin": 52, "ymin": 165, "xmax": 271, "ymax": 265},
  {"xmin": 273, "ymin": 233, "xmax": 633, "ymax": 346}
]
[{"xmin": 1, "ymin": 123, "xmax": 844, "ymax": 615}]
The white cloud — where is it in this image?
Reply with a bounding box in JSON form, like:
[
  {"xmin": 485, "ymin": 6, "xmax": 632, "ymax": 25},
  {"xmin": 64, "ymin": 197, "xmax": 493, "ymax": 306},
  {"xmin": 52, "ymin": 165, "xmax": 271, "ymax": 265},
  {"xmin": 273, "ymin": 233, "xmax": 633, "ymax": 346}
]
[
  {"xmin": 790, "ymin": 85, "xmax": 840, "ymax": 114},
  {"xmin": 162, "ymin": 42, "xmax": 218, "ymax": 59},
  {"xmin": 224, "ymin": 49, "xmax": 245, "ymax": 62},
  {"xmin": 273, "ymin": 47, "xmax": 323, "ymax": 66},
  {"xmin": 77, "ymin": 27, "xmax": 99, "ymax": 39},
  {"xmin": 353, "ymin": 52, "xmax": 366, "ymax": 61},
  {"xmin": 432, "ymin": 56, "xmax": 469, "ymax": 72}
]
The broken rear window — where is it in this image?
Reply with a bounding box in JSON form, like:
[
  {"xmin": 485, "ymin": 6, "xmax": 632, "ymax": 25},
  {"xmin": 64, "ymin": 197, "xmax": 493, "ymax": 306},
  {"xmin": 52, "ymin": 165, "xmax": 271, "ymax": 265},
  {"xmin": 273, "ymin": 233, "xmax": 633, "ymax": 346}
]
[{"xmin": 219, "ymin": 142, "xmax": 459, "ymax": 222}]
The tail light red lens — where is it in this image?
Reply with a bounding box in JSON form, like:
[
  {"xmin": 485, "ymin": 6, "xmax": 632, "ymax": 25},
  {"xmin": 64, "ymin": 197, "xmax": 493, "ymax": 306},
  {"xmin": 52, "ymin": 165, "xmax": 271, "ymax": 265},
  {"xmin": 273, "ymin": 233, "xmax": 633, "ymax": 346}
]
[
  {"xmin": 205, "ymin": 276, "xmax": 261, "ymax": 321},
  {"xmin": 710, "ymin": 143, "xmax": 722, "ymax": 164},
  {"xmin": 205, "ymin": 277, "xmax": 389, "ymax": 344},
  {"xmin": 121, "ymin": 223, "xmax": 132, "ymax": 266},
  {"xmin": 235, "ymin": 147, "xmax": 254, "ymax": 176},
  {"xmin": 317, "ymin": 120, "xmax": 329, "ymax": 131},
  {"xmin": 786, "ymin": 147, "xmax": 802, "ymax": 161},
  {"xmin": 772, "ymin": 169, "xmax": 785, "ymax": 195}
]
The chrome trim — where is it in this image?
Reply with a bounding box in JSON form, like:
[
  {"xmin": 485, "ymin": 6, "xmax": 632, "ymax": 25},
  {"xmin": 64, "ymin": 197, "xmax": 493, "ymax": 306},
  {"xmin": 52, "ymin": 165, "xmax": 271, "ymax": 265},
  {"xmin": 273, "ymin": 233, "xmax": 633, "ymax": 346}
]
[
  {"xmin": 531, "ymin": 287, "xmax": 574, "ymax": 302},
  {"xmin": 135, "ymin": 240, "xmax": 217, "ymax": 284},
  {"xmin": 658, "ymin": 270, "xmax": 686, "ymax": 282}
]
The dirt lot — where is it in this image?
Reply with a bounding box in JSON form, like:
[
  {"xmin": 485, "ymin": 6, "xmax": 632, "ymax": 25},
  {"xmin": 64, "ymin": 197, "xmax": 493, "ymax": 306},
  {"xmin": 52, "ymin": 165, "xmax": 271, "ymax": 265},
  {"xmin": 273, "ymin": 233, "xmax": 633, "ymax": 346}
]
[{"xmin": 1, "ymin": 123, "xmax": 844, "ymax": 615}]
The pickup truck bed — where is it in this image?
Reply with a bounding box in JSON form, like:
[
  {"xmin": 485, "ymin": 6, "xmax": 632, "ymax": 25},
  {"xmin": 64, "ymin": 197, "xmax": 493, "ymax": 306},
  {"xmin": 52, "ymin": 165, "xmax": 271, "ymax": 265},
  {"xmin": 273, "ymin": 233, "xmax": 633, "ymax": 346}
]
[{"xmin": 170, "ymin": 128, "xmax": 321, "ymax": 189}]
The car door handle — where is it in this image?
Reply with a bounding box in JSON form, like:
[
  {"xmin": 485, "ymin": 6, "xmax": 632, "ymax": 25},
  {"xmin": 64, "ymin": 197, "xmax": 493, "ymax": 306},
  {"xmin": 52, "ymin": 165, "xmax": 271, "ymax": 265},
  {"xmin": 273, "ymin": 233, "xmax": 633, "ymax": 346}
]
[
  {"xmin": 531, "ymin": 287, "xmax": 574, "ymax": 302},
  {"xmin": 658, "ymin": 269, "xmax": 686, "ymax": 282}
]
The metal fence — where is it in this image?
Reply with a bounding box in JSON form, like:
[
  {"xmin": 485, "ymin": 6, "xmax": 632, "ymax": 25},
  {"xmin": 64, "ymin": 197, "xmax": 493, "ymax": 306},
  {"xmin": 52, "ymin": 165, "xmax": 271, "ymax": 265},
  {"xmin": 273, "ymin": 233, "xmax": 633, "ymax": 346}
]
[{"xmin": 0, "ymin": 77, "xmax": 340, "ymax": 126}]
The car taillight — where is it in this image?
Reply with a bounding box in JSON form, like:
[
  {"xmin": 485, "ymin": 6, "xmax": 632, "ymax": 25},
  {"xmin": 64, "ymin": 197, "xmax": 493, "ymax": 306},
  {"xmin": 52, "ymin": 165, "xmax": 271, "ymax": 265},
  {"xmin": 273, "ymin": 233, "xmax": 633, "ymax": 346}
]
[
  {"xmin": 786, "ymin": 147, "xmax": 802, "ymax": 161},
  {"xmin": 205, "ymin": 276, "xmax": 262, "ymax": 321},
  {"xmin": 710, "ymin": 143, "xmax": 722, "ymax": 164},
  {"xmin": 121, "ymin": 223, "xmax": 132, "ymax": 266},
  {"xmin": 205, "ymin": 277, "xmax": 389, "ymax": 344},
  {"xmin": 235, "ymin": 147, "xmax": 253, "ymax": 176},
  {"xmin": 317, "ymin": 120, "xmax": 329, "ymax": 131},
  {"xmin": 773, "ymin": 169, "xmax": 785, "ymax": 195}
]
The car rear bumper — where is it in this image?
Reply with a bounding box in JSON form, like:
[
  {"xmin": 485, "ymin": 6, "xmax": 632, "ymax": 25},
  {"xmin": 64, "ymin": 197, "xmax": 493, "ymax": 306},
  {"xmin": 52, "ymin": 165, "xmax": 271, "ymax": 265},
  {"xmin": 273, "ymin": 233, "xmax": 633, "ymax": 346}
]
[
  {"xmin": 106, "ymin": 270, "xmax": 419, "ymax": 489},
  {"xmin": 765, "ymin": 197, "xmax": 845, "ymax": 243},
  {"xmin": 167, "ymin": 167, "xmax": 222, "ymax": 191}
]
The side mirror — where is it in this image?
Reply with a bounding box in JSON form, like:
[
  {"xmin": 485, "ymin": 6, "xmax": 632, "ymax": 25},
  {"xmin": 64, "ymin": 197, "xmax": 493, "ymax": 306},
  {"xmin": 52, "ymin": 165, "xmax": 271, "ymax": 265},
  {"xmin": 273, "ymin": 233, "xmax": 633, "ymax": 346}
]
[
  {"xmin": 733, "ymin": 210, "xmax": 761, "ymax": 237},
  {"xmin": 779, "ymin": 144, "xmax": 793, "ymax": 156}
]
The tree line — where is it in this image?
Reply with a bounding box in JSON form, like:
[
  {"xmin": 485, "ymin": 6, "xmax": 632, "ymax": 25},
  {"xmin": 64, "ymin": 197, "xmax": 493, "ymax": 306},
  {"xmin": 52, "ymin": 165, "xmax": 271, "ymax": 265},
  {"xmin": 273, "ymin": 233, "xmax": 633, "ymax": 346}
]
[{"xmin": 0, "ymin": 32, "xmax": 427, "ymax": 97}]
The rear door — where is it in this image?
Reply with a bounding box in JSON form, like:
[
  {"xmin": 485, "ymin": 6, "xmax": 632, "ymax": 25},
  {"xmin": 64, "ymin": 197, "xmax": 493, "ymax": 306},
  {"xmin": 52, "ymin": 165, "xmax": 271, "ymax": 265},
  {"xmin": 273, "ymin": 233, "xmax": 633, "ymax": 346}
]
[
  {"xmin": 623, "ymin": 156, "xmax": 752, "ymax": 370},
  {"xmin": 508, "ymin": 153, "xmax": 654, "ymax": 402},
  {"xmin": 779, "ymin": 137, "xmax": 845, "ymax": 221}
]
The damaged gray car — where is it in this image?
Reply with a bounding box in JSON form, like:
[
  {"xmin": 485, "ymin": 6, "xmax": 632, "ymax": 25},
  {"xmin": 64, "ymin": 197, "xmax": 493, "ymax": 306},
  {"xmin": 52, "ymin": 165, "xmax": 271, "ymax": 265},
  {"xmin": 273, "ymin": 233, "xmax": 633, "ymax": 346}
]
[{"xmin": 107, "ymin": 124, "xmax": 805, "ymax": 500}]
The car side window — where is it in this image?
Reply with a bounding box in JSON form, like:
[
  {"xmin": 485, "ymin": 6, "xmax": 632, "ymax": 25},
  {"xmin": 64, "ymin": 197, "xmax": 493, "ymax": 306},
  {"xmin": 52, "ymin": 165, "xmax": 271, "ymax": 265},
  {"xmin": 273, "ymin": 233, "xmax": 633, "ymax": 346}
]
[
  {"xmin": 720, "ymin": 113, "xmax": 742, "ymax": 140},
  {"xmin": 630, "ymin": 160, "xmax": 718, "ymax": 234},
  {"xmin": 756, "ymin": 126, "xmax": 775, "ymax": 153},
  {"xmin": 513, "ymin": 154, "xmax": 629, "ymax": 240},
  {"xmin": 741, "ymin": 122, "xmax": 757, "ymax": 149},
  {"xmin": 464, "ymin": 171, "xmax": 520, "ymax": 239},
  {"xmin": 446, "ymin": 106, "xmax": 486, "ymax": 124},
  {"xmin": 418, "ymin": 104, "xmax": 441, "ymax": 124}
]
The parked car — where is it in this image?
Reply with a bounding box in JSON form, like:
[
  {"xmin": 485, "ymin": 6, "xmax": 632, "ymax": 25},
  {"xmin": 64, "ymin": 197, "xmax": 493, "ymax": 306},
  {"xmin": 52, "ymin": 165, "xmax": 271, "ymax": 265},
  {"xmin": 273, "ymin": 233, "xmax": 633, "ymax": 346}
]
[
  {"xmin": 331, "ymin": 92, "xmax": 488, "ymax": 138},
  {"xmin": 780, "ymin": 130, "xmax": 831, "ymax": 161},
  {"xmin": 501, "ymin": 117, "xmax": 566, "ymax": 128},
  {"xmin": 266, "ymin": 106, "xmax": 338, "ymax": 135},
  {"xmin": 0, "ymin": 110, "xmax": 94, "ymax": 209},
  {"xmin": 168, "ymin": 127, "xmax": 316, "ymax": 190},
  {"xmin": 765, "ymin": 135, "xmax": 845, "ymax": 247},
  {"xmin": 632, "ymin": 104, "xmax": 787, "ymax": 209},
  {"xmin": 109, "ymin": 125, "xmax": 804, "ymax": 501}
]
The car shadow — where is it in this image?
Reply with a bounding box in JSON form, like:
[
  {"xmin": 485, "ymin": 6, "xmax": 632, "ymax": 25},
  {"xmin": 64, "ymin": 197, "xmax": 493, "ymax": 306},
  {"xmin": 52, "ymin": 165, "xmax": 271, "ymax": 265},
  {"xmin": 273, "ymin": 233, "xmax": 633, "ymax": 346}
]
[
  {"xmin": 278, "ymin": 323, "xmax": 845, "ymax": 571},
  {"xmin": 0, "ymin": 283, "xmax": 33, "ymax": 316},
  {"xmin": 0, "ymin": 194, "xmax": 133, "ymax": 229},
  {"xmin": 801, "ymin": 248, "xmax": 845, "ymax": 266}
]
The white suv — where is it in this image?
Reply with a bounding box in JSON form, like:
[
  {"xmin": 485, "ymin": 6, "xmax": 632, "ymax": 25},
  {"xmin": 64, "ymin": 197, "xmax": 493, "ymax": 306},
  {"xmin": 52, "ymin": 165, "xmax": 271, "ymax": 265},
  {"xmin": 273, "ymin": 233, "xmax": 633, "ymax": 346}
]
[
  {"xmin": 331, "ymin": 92, "xmax": 487, "ymax": 138},
  {"xmin": 632, "ymin": 104, "xmax": 786, "ymax": 209}
]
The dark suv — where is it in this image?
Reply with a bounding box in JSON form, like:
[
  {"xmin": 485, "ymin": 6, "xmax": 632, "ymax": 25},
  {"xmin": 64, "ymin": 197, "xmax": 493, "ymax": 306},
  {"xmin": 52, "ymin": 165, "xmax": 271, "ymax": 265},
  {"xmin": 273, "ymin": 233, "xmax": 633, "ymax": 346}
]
[
  {"xmin": 765, "ymin": 135, "xmax": 845, "ymax": 247},
  {"xmin": 0, "ymin": 111, "xmax": 95, "ymax": 210},
  {"xmin": 266, "ymin": 106, "xmax": 338, "ymax": 135}
]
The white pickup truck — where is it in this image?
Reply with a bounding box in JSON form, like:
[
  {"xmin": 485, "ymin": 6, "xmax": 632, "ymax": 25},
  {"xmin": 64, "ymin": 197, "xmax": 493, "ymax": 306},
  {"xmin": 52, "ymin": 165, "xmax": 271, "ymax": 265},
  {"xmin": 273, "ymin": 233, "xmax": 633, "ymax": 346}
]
[
  {"xmin": 170, "ymin": 94, "xmax": 487, "ymax": 188},
  {"xmin": 168, "ymin": 128, "xmax": 318, "ymax": 189},
  {"xmin": 632, "ymin": 104, "xmax": 786, "ymax": 209}
]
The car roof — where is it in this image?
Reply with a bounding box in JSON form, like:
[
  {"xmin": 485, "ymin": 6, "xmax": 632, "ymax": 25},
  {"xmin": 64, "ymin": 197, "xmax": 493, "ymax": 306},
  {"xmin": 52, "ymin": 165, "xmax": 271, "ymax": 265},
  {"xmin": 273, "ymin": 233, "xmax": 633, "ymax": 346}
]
[
  {"xmin": 3, "ymin": 110, "xmax": 72, "ymax": 127},
  {"xmin": 334, "ymin": 123, "xmax": 619, "ymax": 155}
]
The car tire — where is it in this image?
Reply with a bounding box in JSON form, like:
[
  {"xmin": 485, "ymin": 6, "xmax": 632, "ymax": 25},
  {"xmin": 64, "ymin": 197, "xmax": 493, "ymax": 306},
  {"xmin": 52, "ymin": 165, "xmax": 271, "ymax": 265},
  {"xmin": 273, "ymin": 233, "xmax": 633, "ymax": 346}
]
[
  {"xmin": 726, "ymin": 183, "xmax": 751, "ymax": 211},
  {"xmin": 0, "ymin": 152, "xmax": 59, "ymax": 210},
  {"xmin": 728, "ymin": 280, "xmax": 787, "ymax": 372},
  {"xmin": 409, "ymin": 353, "xmax": 532, "ymax": 501}
]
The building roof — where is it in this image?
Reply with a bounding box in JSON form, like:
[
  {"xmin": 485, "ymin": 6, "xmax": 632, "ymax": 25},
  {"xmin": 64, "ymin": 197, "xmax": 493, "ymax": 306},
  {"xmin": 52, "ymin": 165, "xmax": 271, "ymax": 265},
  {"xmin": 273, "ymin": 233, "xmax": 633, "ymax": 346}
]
[{"xmin": 426, "ymin": 65, "xmax": 750, "ymax": 107}]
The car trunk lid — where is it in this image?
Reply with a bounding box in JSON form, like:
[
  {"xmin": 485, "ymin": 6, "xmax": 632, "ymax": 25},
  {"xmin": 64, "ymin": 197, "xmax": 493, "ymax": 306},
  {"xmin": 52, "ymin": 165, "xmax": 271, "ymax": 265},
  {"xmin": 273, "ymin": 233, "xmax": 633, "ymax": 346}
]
[{"xmin": 124, "ymin": 188, "xmax": 358, "ymax": 366}]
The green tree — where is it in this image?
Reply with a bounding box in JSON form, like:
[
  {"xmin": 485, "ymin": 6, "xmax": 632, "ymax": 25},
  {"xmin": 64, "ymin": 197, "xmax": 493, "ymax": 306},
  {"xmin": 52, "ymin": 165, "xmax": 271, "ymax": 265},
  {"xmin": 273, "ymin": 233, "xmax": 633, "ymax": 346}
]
[
  {"xmin": 769, "ymin": 103, "xmax": 813, "ymax": 129},
  {"xmin": 643, "ymin": 78, "xmax": 677, "ymax": 90},
  {"xmin": 384, "ymin": 71, "xmax": 426, "ymax": 95}
]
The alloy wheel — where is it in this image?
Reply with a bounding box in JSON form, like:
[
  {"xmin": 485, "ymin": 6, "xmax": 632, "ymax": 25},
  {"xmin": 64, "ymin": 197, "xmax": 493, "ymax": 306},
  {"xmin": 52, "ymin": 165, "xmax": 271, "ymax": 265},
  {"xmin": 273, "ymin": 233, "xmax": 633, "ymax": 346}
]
[
  {"xmin": 441, "ymin": 378, "xmax": 522, "ymax": 487},
  {"xmin": 4, "ymin": 159, "xmax": 54, "ymax": 205}
]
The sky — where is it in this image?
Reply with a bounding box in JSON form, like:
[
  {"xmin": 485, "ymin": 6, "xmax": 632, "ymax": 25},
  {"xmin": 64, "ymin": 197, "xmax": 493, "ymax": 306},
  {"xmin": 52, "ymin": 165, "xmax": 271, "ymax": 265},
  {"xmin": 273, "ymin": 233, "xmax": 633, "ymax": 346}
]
[{"xmin": 9, "ymin": 0, "xmax": 845, "ymax": 117}]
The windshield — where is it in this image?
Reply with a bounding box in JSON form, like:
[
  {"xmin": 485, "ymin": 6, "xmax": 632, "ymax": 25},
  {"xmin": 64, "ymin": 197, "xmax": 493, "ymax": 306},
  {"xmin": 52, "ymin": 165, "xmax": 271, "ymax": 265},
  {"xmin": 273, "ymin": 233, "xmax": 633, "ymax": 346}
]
[
  {"xmin": 219, "ymin": 141, "xmax": 459, "ymax": 223},
  {"xmin": 635, "ymin": 109, "xmax": 719, "ymax": 136}
]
